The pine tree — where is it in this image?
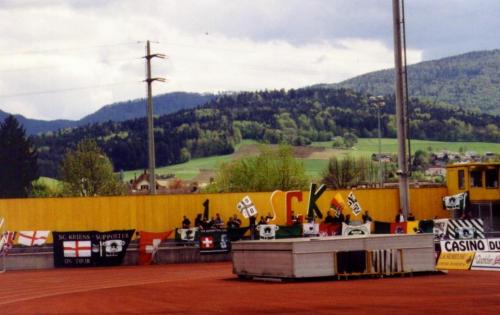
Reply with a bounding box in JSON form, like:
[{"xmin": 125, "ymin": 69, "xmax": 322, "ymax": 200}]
[{"xmin": 0, "ymin": 116, "xmax": 39, "ymax": 198}]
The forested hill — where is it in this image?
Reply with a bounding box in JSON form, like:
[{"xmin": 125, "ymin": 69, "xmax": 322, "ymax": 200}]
[
  {"xmin": 0, "ymin": 92, "xmax": 215, "ymax": 135},
  {"xmin": 325, "ymin": 49, "xmax": 500, "ymax": 115},
  {"xmin": 34, "ymin": 87, "xmax": 500, "ymax": 178}
]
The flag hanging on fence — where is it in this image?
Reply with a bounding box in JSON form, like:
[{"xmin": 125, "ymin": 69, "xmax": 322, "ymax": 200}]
[
  {"xmin": 138, "ymin": 230, "xmax": 173, "ymax": 265},
  {"xmin": 446, "ymin": 219, "xmax": 484, "ymax": 239},
  {"xmin": 236, "ymin": 196, "xmax": 258, "ymax": 219},
  {"xmin": 346, "ymin": 192, "xmax": 363, "ymax": 216},
  {"xmin": 0, "ymin": 231, "xmax": 16, "ymax": 254},
  {"xmin": 373, "ymin": 221, "xmax": 391, "ymax": 234},
  {"xmin": 319, "ymin": 223, "xmax": 341, "ymax": 236},
  {"xmin": 53, "ymin": 230, "xmax": 134, "ymax": 267},
  {"xmin": 302, "ymin": 223, "xmax": 319, "ymax": 237},
  {"xmin": 342, "ymin": 222, "xmax": 371, "ymax": 236},
  {"xmin": 175, "ymin": 228, "xmax": 199, "ymax": 243},
  {"xmin": 443, "ymin": 192, "xmax": 468, "ymax": 211},
  {"xmin": 390, "ymin": 222, "xmax": 407, "ymax": 234},
  {"xmin": 199, "ymin": 229, "xmax": 230, "ymax": 254},
  {"xmin": 17, "ymin": 231, "xmax": 50, "ymax": 246},
  {"xmin": 275, "ymin": 225, "xmax": 303, "ymax": 238}
]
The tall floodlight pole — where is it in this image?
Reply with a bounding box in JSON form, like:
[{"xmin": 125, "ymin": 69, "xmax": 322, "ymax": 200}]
[
  {"xmin": 392, "ymin": 0, "xmax": 410, "ymax": 217},
  {"xmin": 144, "ymin": 40, "xmax": 166, "ymax": 195}
]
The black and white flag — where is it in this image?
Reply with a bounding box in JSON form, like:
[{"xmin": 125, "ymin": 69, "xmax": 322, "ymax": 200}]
[
  {"xmin": 236, "ymin": 196, "xmax": 258, "ymax": 219},
  {"xmin": 347, "ymin": 192, "xmax": 363, "ymax": 216},
  {"xmin": 443, "ymin": 192, "xmax": 468, "ymax": 211}
]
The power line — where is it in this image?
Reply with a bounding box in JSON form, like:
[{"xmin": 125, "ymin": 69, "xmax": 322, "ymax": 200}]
[
  {"xmin": 0, "ymin": 81, "xmax": 141, "ymax": 98},
  {"xmin": 0, "ymin": 57, "xmax": 142, "ymax": 73},
  {"xmin": 0, "ymin": 42, "xmax": 139, "ymax": 56}
]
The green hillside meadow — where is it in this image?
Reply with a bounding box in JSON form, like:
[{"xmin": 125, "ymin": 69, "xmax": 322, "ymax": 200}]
[{"xmin": 122, "ymin": 139, "xmax": 500, "ymax": 182}]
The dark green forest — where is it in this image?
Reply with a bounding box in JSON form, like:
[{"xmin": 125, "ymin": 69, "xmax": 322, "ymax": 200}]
[
  {"xmin": 33, "ymin": 87, "xmax": 500, "ymax": 178},
  {"xmin": 329, "ymin": 49, "xmax": 500, "ymax": 115}
]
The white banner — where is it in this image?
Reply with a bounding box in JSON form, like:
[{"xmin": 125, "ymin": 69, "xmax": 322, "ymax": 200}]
[
  {"xmin": 471, "ymin": 252, "xmax": 500, "ymax": 271},
  {"xmin": 441, "ymin": 238, "xmax": 500, "ymax": 252},
  {"xmin": 443, "ymin": 192, "xmax": 467, "ymax": 211},
  {"xmin": 346, "ymin": 191, "xmax": 363, "ymax": 216},
  {"xmin": 257, "ymin": 224, "xmax": 279, "ymax": 240},
  {"xmin": 302, "ymin": 223, "xmax": 319, "ymax": 237},
  {"xmin": 342, "ymin": 222, "xmax": 371, "ymax": 236}
]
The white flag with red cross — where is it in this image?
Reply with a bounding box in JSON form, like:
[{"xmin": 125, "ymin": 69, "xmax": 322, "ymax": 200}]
[
  {"xmin": 18, "ymin": 231, "xmax": 50, "ymax": 246},
  {"xmin": 200, "ymin": 235, "xmax": 215, "ymax": 249},
  {"xmin": 63, "ymin": 240, "xmax": 91, "ymax": 257}
]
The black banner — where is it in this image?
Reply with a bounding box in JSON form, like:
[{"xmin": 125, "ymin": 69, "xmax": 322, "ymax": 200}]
[
  {"xmin": 53, "ymin": 230, "xmax": 134, "ymax": 267},
  {"xmin": 199, "ymin": 229, "xmax": 230, "ymax": 254}
]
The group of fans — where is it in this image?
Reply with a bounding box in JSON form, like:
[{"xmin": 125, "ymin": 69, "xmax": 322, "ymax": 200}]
[{"xmin": 181, "ymin": 212, "xmax": 277, "ymax": 230}]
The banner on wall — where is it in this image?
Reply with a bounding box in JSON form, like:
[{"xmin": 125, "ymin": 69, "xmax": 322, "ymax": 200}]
[
  {"xmin": 175, "ymin": 228, "xmax": 199, "ymax": 243},
  {"xmin": 446, "ymin": 219, "xmax": 484, "ymax": 239},
  {"xmin": 433, "ymin": 219, "xmax": 449, "ymax": 240},
  {"xmin": 436, "ymin": 252, "xmax": 475, "ymax": 270},
  {"xmin": 390, "ymin": 222, "xmax": 407, "ymax": 234},
  {"xmin": 53, "ymin": 230, "xmax": 134, "ymax": 267},
  {"xmin": 236, "ymin": 196, "xmax": 258, "ymax": 219},
  {"xmin": 471, "ymin": 252, "xmax": 500, "ymax": 271},
  {"xmin": 440, "ymin": 238, "xmax": 500, "ymax": 252},
  {"xmin": 342, "ymin": 223, "xmax": 371, "ymax": 236},
  {"xmin": 302, "ymin": 223, "xmax": 319, "ymax": 237},
  {"xmin": 346, "ymin": 192, "xmax": 362, "ymax": 216},
  {"xmin": 199, "ymin": 229, "xmax": 230, "ymax": 254},
  {"xmin": 17, "ymin": 231, "xmax": 50, "ymax": 246},
  {"xmin": 442, "ymin": 192, "xmax": 468, "ymax": 211},
  {"xmin": 256, "ymin": 224, "xmax": 279, "ymax": 240},
  {"xmin": 319, "ymin": 223, "xmax": 341, "ymax": 236}
]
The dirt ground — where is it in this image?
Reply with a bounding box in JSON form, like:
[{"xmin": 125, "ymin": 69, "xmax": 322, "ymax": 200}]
[{"xmin": 1, "ymin": 262, "xmax": 499, "ymax": 315}]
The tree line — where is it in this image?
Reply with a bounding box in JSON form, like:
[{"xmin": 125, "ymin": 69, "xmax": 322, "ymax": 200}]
[{"xmin": 24, "ymin": 86, "xmax": 500, "ymax": 178}]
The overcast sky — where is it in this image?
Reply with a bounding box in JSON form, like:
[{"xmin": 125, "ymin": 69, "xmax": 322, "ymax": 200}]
[{"xmin": 0, "ymin": 0, "xmax": 498, "ymax": 120}]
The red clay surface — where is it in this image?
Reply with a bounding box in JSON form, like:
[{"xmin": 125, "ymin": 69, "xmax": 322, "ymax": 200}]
[{"xmin": 1, "ymin": 262, "xmax": 499, "ymax": 314}]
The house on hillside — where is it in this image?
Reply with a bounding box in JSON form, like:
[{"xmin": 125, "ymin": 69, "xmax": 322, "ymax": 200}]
[{"xmin": 128, "ymin": 170, "xmax": 198, "ymax": 194}]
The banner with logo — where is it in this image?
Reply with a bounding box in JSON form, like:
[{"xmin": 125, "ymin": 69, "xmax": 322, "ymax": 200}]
[
  {"xmin": 256, "ymin": 224, "xmax": 279, "ymax": 240},
  {"xmin": 442, "ymin": 192, "xmax": 468, "ymax": 211},
  {"xmin": 53, "ymin": 230, "xmax": 134, "ymax": 267},
  {"xmin": 440, "ymin": 238, "xmax": 500, "ymax": 252},
  {"xmin": 199, "ymin": 229, "xmax": 230, "ymax": 254},
  {"xmin": 433, "ymin": 219, "xmax": 449, "ymax": 240},
  {"xmin": 436, "ymin": 252, "xmax": 475, "ymax": 270},
  {"xmin": 471, "ymin": 252, "xmax": 500, "ymax": 271},
  {"xmin": 342, "ymin": 223, "xmax": 371, "ymax": 236},
  {"xmin": 175, "ymin": 228, "xmax": 199, "ymax": 243},
  {"xmin": 302, "ymin": 223, "xmax": 319, "ymax": 237},
  {"xmin": 446, "ymin": 219, "xmax": 484, "ymax": 239}
]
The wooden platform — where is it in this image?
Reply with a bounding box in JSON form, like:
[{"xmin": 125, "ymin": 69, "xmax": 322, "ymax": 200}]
[{"xmin": 232, "ymin": 234, "xmax": 436, "ymax": 279}]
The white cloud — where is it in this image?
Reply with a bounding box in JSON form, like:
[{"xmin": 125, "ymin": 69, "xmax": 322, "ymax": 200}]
[{"xmin": 13, "ymin": 0, "xmax": 498, "ymax": 121}]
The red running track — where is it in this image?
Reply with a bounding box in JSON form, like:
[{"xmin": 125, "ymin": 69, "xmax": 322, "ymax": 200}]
[{"xmin": 1, "ymin": 262, "xmax": 499, "ymax": 314}]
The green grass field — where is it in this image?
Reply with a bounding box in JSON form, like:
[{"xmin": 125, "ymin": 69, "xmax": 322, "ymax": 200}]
[{"xmin": 122, "ymin": 138, "xmax": 500, "ymax": 182}]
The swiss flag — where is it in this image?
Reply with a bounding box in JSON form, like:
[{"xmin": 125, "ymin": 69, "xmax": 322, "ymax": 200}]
[
  {"xmin": 200, "ymin": 236, "xmax": 214, "ymax": 249},
  {"xmin": 63, "ymin": 240, "xmax": 91, "ymax": 257},
  {"xmin": 138, "ymin": 230, "xmax": 172, "ymax": 265}
]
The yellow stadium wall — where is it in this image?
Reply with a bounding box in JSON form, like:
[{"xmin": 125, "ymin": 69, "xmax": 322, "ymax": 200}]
[{"xmin": 0, "ymin": 187, "xmax": 449, "ymax": 242}]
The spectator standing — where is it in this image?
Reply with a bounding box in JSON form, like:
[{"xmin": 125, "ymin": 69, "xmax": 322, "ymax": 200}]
[
  {"xmin": 182, "ymin": 216, "xmax": 191, "ymax": 229},
  {"xmin": 194, "ymin": 213, "xmax": 203, "ymax": 228},
  {"xmin": 395, "ymin": 209, "xmax": 405, "ymax": 223},
  {"xmin": 362, "ymin": 211, "xmax": 373, "ymax": 223}
]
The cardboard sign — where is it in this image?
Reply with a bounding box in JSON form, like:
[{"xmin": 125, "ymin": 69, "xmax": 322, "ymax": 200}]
[{"xmin": 436, "ymin": 252, "xmax": 475, "ymax": 270}]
